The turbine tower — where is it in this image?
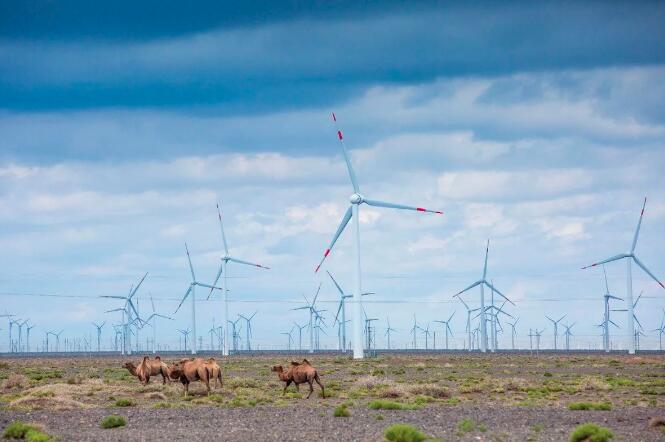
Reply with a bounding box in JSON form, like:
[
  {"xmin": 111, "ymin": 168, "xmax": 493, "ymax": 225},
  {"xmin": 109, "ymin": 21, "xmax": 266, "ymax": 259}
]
[
  {"xmin": 507, "ymin": 318, "xmax": 519, "ymax": 350},
  {"xmin": 458, "ymin": 298, "xmax": 480, "ymax": 351},
  {"xmin": 175, "ymin": 243, "xmax": 221, "ymax": 355},
  {"xmin": 545, "ymin": 315, "xmax": 566, "ymax": 350},
  {"xmin": 314, "ymin": 113, "xmax": 444, "ymax": 359},
  {"xmin": 582, "ymin": 197, "xmax": 665, "ymax": 354},
  {"xmin": 385, "ymin": 317, "xmax": 397, "ymax": 350},
  {"xmin": 292, "ymin": 284, "xmax": 322, "ymax": 354},
  {"xmin": 208, "ymin": 203, "xmax": 270, "ymax": 357},
  {"xmin": 238, "ymin": 311, "xmax": 257, "ymax": 351},
  {"xmin": 454, "ymin": 240, "xmax": 514, "ymax": 352},
  {"xmin": 434, "ymin": 312, "xmax": 455, "ymax": 350},
  {"xmin": 293, "ymin": 322, "xmax": 307, "ymax": 351},
  {"xmin": 101, "ymin": 273, "xmax": 148, "ymax": 355},
  {"xmin": 563, "ymin": 323, "xmax": 575, "ymax": 351},
  {"xmin": 147, "ymin": 293, "xmax": 173, "ymax": 353}
]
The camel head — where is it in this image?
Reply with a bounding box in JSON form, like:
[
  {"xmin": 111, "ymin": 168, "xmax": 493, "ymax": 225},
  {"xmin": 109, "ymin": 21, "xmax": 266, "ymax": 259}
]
[
  {"xmin": 270, "ymin": 365, "xmax": 284, "ymax": 374},
  {"xmin": 168, "ymin": 359, "xmax": 189, "ymax": 379},
  {"xmin": 123, "ymin": 362, "xmax": 135, "ymax": 370}
]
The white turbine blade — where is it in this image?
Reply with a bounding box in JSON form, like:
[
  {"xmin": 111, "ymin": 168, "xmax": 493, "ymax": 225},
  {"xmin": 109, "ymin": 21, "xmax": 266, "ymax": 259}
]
[
  {"xmin": 632, "ymin": 255, "xmax": 665, "ymax": 290},
  {"xmin": 631, "ymin": 197, "xmax": 647, "ymax": 253},
  {"xmin": 105, "ymin": 308, "xmax": 125, "ymax": 313},
  {"xmin": 315, "ymin": 205, "xmax": 352, "ymax": 273},
  {"xmin": 312, "ymin": 283, "xmax": 322, "ymax": 306},
  {"xmin": 100, "ymin": 295, "xmax": 127, "ymax": 300},
  {"xmin": 184, "ymin": 243, "xmax": 196, "ymax": 281},
  {"xmin": 327, "ymin": 271, "xmax": 346, "ymax": 297},
  {"xmin": 633, "ymin": 291, "xmax": 643, "ymax": 308},
  {"xmin": 484, "ymin": 281, "xmax": 515, "ymax": 306},
  {"xmin": 447, "ymin": 311, "xmax": 455, "ymax": 322},
  {"xmin": 196, "ymin": 282, "xmax": 222, "ymax": 290},
  {"xmin": 364, "ymin": 198, "xmax": 443, "ymax": 215},
  {"xmin": 216, "ymin": 203, "xmax": 230, "ymax": 256},
  {"xmin": 457, "ymin": 297, "xmax": 469, "ymax": 310},
  {"xmin": 633, "ymin": 314, "xmax": 643, "ymax": 330},
  {"xmin": 292, "ymin": 306, "xmax": 310, "ymax": 311},
  {"xmin": 127, "ymin": 300, "xmax": 140, "ymax": 319},
  {"xmin": 607, "ymin": 295, "xmax": 624, "ymax": 301},
  {"xmin": 483, "ymin": 239, "xmax": 490, "ymax": 279},
  {"xmin": 174, "ymin": 285, "xmax": 192, "ymax": 314},
  {"xmin": 581, "ymin": 253, "xmax": 629, "ymax": 269},
  {"xmin": 129, "ymin": 272, "xmax": 148, "ymax": 299},
  {"xmin": 228, "ymin": 257, "xmax": 270, "ymax": 269},
  {"xmin": 150, "ymin": 293, "xmax": 156, "ymax": 313},
  {"xmin": 331, "ymin": 112, "xmax": 359, "ymax": 193},
  {"xmin": 602, "ymin": 265, "xmax": 610, "ymax": 294},
  {"xmin": 609, "ymin": 319, "xmax": 620, "ymax": 329},
  {"xmin": 453, "ymin": 280, "xmax": 482, "ymax": 297},
  {"xmin": 207, "ymin": 262, "xmax": 224, "ymax": 300},
  {"xmin": 333, "ymin": 301, "xmax": 343, "ymax": 324}
]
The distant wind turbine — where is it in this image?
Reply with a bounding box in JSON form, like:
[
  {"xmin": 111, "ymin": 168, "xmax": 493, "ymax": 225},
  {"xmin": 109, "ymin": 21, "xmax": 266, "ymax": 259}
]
[
  {"xmin": 545, "ymin": 315, "xmax": 566, "ymax": 350},
  {"xmin": 582, "ymin": 197, "xmax": 665, "ymax": 354},
  {"xmin": 434, "ymin": 312, "xmax": 455, "ymax": 350},
  {"xmin": 314, "ymin": 113, "xmax": 444, "ymax": 359}
]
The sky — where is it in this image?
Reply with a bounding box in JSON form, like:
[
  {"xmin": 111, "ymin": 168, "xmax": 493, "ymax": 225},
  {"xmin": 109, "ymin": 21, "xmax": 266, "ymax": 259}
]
[{"xmin": 1, "ymin": 0, "xmax": 665, "ymax": 352}]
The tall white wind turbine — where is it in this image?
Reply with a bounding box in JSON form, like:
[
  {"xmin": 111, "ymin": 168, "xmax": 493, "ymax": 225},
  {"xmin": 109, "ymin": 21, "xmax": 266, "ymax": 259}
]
[
  {"xmin": 175, "ymin": 243, "xmax": 221, "ymax": 355},
  {"xmin": 453, "ymin": 240, "xmax": 514, "ymax": 352},
  {"xmin": 434, "ymin": 312, "xmax": 455, "ymax": 350},
  {"xmin": 208, "ymin": 203, "xmax": 270, "ymax": 357},
  {"xmin": 314, "ymin": 112, "xmax": 444, "ymax": 359},
  {"xmin": 146, "ymin": 293, "xmax": 173, "ymax": 354},
  {"xmin": 545, "ymin": 315, "xmax": 566, "ymax": 350},
  {"xmin": 582, "ymin": 198, "xmax": 665, "ymax": 354}
]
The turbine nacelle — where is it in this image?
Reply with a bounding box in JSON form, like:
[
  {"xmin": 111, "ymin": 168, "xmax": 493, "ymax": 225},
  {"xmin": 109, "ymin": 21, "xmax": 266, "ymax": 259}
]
[{"xmin": 349, "ymin": 193, "xmax": 364, "ymax": 204}]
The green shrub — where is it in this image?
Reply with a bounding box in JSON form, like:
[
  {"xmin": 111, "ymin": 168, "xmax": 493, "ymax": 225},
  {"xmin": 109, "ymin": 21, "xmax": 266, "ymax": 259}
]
[
  {"xmin": 568, "ymin": 401, "xmax": 612, "ymax": 411},
  {"xmin": 369, "ymin": 400, "xmax": 418, "ymax": 410},
  {"xmin": 100, "ymin": 415, "xmax": 126, "ymax": 429},
  {"xmin": 333, "ymin": 404, "xmax": 351, "ymax": 417},
  {"xmin": 114, "ymin": 398, "xmax": 135, "ymax": 407},
  {"xmin": 458, "ymin": 418, "xmax": 476, "ymax": 432},
  {"xmin": 2, "ymin": 421, "xmax": 51, "ymax": 441},
  {"xmin": 384, "ymin": 424, "xmax": 427, "ymax": 442},
  {"xmin": 570, "ymin": 423, "xmax": 614, "ymax": 442}
]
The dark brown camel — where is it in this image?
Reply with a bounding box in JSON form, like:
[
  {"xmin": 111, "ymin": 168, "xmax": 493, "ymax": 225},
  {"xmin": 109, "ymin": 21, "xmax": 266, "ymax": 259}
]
[{"xmin": 271, "ymin": 359, "xmax": 325, "ymax": 399}]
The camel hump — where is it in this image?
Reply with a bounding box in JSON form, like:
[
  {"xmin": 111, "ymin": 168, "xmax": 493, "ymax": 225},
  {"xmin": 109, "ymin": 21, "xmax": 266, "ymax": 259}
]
[
  {"xmin": 302, "ymin": 358, "xmax": 312, "ymax": 366},
  {"xmin": 207, "ymin": 357, "xmax": 216, "ymax": 363},
  {"xmin": 290, "ymin": 361, "xmax": 301, "ymax": 367},
  {"xmin": 154, "ymin": 356, "xmax": 161, "ymax": 361},
  {"xmin": 142, "ymin": 356, "xmax": 150, "ymax": 363}
]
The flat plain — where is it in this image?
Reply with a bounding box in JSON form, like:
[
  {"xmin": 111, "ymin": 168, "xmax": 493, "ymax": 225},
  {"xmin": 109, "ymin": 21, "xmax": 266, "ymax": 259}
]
[{"xmin": 1, "ymin": 353, "xmax": 664, "ymax": 441}]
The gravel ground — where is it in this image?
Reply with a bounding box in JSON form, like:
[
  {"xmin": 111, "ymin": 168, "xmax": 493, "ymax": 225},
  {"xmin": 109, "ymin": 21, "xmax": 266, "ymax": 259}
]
[{"xmin": 2, "ymin": 405, "xmax": 664, "ymax": 441}]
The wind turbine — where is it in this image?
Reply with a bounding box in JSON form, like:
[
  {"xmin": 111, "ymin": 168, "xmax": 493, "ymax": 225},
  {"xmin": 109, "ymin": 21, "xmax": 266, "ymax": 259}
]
[
  {"xmin": 385, "ymin": 317, "xmax": 397, "ymax": 350},
  {"xmin": 0, "ymin": 313, "xmax": 15, "ymax": 352},
  {"xmin": 227, "ymin": 318, "xmax": 242, "ymax": 352},
  {"xmin": 328, "ymin": 270, "xmax": 372, "ymax": 353},
  {"xmin": 146, "ymin": 293, "xmax": 173, "ymax": 353},
  {"xmin": 458, "ymin": 298, "xmax": 480, "ymax": 351},
  {"xmin": 545, "ymin": 315, "xmax": 566, "ymax": 350},
  {"xmin": 92, "ymin": 322, "xmax": 105, "ymax": 352},
  {"xmin": 281, "ymin": 328, "xmax": 294, "ymax": 351},
  {"xmin": 177, "ymin": 328, "xmax": 191, "ymax": 353},
  {"xmin": 652, "ymin": 310, "xmax": 665, "ymax": 351},
  {"xmin": 582, "ymin": 197, "xmax": 665, "ymax": 354},
  {"xmin": 534, "ymin": 329, "xmax": 544, "ymax": 354},
  {"xmin": 17, "ymin": 319, "xmax": 29, "ymax": 352},
  {"xmin": 208, "ymin": 203, "xmax": 270, "ymax": 357},
  {"xmin": 238, "ymin": 311, "xmax": 257, "ymax": 351},
  {"xmin": 563, "ymin": 323, "xmax": 575, "ymax": 351},
  {"xmin": 598, "ymin": 265, "xmax": 624, "ymax": 352},
  {"xmin": 25, "ymin": 323, "xmax": 35, "ymax": 353},
  {"xmin": 434, "ymin": 312, "xmax": 455, "ymax": 350},
  {"xmin": 507, "ymin": 318, "xmax": 519, "ymax": 350},
  {"xmin": 53, "ymin": 329, "xmax": 64, "ymax": 352},
  {"xmin": 314, "ymin": 113, "xmax": 444, "ymax": 359},
  {"xmin": 291, "ymin": 321, "xmax": 306, "ymax": 351},
  {"xmin": 101, "ymin": 273, "xmax": 148, "ymax": 355},
  {"xmin": 421, "ymin": 323, "xmax": 432, "ymax": 350},
  {"xmin": 175, "ymin": 243, "xmax": 221, "ymax": 355},
  {"xmin": 410, "ymin": 315, "xmax": 420, "ymax": 350},
  {"xmin": 453, "ymin": 240, "xmax": 514, "ymax": 352},
  {"xmin": 293, "ymin": 284, "xmax": 322, "ymax": 354}
]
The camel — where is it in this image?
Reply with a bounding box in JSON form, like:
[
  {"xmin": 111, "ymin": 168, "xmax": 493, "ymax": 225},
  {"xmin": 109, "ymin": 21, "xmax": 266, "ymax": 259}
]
[
  {"xmin": 168, "ymin": 358, "xmax": 211, "ymax": 396},
  {"xmin": 205, "ymin": 358, "xmax": 223, "ymax": 389},
  {"xmin": 271, "ymin": 359, "xmax": 325, "ymax": 399},
  {"xmin": 123, "ymin": 356, "xmax": 171, "ymax": 385}
]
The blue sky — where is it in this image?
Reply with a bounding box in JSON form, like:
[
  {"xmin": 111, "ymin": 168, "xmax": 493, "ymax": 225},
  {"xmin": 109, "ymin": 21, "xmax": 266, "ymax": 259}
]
[{"xmin": 1, "ymin": 1, "xmax": 665, "ymax": 351}]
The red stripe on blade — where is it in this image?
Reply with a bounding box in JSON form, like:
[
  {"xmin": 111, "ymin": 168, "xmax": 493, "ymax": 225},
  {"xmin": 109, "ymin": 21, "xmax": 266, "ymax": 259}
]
[
  {"xmin": 416, "ymin": 208, "xmax": 425, "ymax": 212},
  {"xmin": 337, "ymin": 130, "xmax": 343, "ymax": 140},
  {"xmin": 324, "ymin": 249, "xmax": 330, "ymax": 257},
  {"xmin": 332, "ymin": 112, "xmax": 336, "ymax": 122},
  {"xmin": 315, "ymin": 264, "xmax": 322, "ymax": 273}
]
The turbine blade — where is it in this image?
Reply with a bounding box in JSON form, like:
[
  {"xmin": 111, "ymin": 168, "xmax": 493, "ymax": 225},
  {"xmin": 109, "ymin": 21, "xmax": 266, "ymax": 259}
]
[
  {"xmin": 603, "ymin": 265, "xmax": 610, "ymax": 294},
  {"xmin": 484, "ymin": 281, "xmax": 515, "ymax": 306},
  {"xmin": 631, "ymin": 197, "xmax": 647, "ymax": 253},
  {"xmin": 150, "ymin": 293, "xmax": 156, "ymax": 313},
  {"xmin": 312, "ymin": 283, "xmax": 322, "ymax": 306},
  {"xmin": 483, "ymin": 239, "xmax": 490, "ymax": 279},
  {"xmin": 196, "ymin": 282, "xmax": 222, "ymax": 290},
  {"xmin": 208, "ymin": 262, "xmax": 224, "ymax": 300},
  {"xmin": 315, "ymin": 205, "xmax": 352, "ymax": 273},
  {"xmin": 175, "ymin": 285, "xmax": 192, "ymax": 314},
  {"xmin": 333, "ymin": 301, "xmax": 343, "ymax": 325},
  {"xmin": 228, "ymin": 257, "xmax": 270, "ymax": 269},
  {"xmin": 129, "ymin": 272, "xmax": 148, "ymax": 299},
  {"xmin": 364, "ymin": 198, "xmax": 443, "ymax": 215},
  {"xmin": 453, "ymin": 280, "xmax": 482, "ymax": 297},
  {"xmin": 185, "ymin": 243, "xmax": 196, "ymax": 281},
  {"xmin": 100, "ymin": 296, "xmax": 127, "ymax": 300},
  {"xmin": 633, "ymin": 291, "xmax": 643, "ymax": 308},
  {"xmin": 331, "ymin": 112, "xmax": 359, "ymax": 193},
  {"xmin": 327, "ymin": 271, "xmax": 346, "ymax": 297},
  {"xmin": 581, "ymin": 253, "xmax": 629, "ymax": 269},
  {"xmin": 609, "ymin": 319, "xmax": 620, "ymax": 329},
  {"xmin": 632, "ymin": 255, "xmax": 665, "ymax": 290},
  {"xmin": 216, "ymin": 203, "xmax": 230, "ymax": 256},
  {"xmin": 633, "ymin": 315, "xmax": 643, "ymax": 330}
]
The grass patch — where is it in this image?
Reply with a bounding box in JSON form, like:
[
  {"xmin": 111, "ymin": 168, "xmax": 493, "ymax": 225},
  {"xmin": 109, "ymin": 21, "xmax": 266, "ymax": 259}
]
[
  {"xmin": 458, "ymin": 418, "xmax": 476, "ymax": 433},
  {"xmin": 333, "ymin": 404, "xmax": 351, "ymax": 417},
  {"xmin": 568, "ymin": 401, "xmax": 612, "ymax": 411},
  {"xmin": 100, "ymin": 415, "xmax": 126, "ymax": 429},
  {"xmin": 3, "ymin": 421, "xmax": 52, "ymax": 441},
  {"xmin": 368, "ymin": 399, "xmax": 419, "ymax": 410},
  {"xmin": 22, "ymin": 369, "xmax": 63, "ymax": 382},
  {"xmin": 569, "ymin": 423, "xmax": 613, "ymax": 442},
  {"xmin": 114, "ymin": 398, "xmax": 135, "ymax": 407},
  {"xmin": 152, "ymin": 401, "xmax": 173, "ymax": 409},
  {"xmin": 384, "ymin": 424, "xmax": 427, "ymax": 442}
]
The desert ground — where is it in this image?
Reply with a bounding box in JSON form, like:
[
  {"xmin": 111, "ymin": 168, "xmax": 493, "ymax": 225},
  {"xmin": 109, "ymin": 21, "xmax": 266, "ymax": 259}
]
[{"xmin": 1, "ymin": 353, "xmax": 664, "ymax": 441}]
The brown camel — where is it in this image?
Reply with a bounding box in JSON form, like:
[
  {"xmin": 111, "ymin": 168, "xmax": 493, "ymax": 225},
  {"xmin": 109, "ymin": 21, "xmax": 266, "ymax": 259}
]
[
  {"xmin": 205, "ymin": 358, "xmax": 223, "ymax": 389},
  {"xmin": 168, "ymin": 358, "xmax": 211, "ymax": 396},
  {"xmin": 271, "ymin": 359, "xmax": 324, "ymax": 399},
  {"xmin": 123, "ymin": 356, "xmax": 171, "ymax": 384}
]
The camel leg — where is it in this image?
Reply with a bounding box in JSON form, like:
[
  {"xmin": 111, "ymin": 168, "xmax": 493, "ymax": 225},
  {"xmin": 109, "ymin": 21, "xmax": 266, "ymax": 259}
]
[
  {"xmin": 307, "ymin": 380, "xmax": 314, "ymax": 399},
  {"xmin": 283, "ymin": 380, "xmax": 292, "ymax": 395},
  {"xmin": 315, "ymin": 375, "xmax": 325, "ymax": 398}
]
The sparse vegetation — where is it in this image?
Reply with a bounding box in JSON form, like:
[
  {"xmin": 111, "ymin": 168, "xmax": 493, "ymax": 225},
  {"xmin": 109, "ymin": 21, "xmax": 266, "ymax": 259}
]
[
  {"xmin": 569, "ymin": 423, "xmax": 614, "ymax": 442},
  {"xmin": 114, "ymin": 398, "xmax": 135, "ymax": 407},
  {"xmin": 333, "ymin": 404, "xmax": 351, "ymax": 417},
  {"xmin": 3, "ymin": 421, "xmax": 52, "ymax": 441},
  {"xmin": 384, "ymin": 424, "xmax": 427, "ymax": 442},
  {"xmin": 100, "ymin": 415, "xmax": 126, "ymax": 429},
  {"xmin": 458, "ymin": 418, "xmax": 476, "ymax": 433},
  {"xmin": 568, "ymin": 401, "xmax": 612, "ymax": 411}
]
